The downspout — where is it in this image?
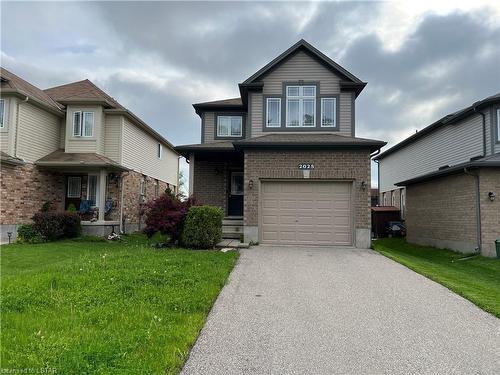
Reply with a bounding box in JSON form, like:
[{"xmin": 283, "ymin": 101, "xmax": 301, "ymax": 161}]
[
  {"xmin": 473, "ymin": 106, "xmax": 487, "ymax": 157},
  {"xmin": 464, "ymin": 167, "xmax": 481, "ymax": 253},
  {"xmin": 14, "ymin": 95, "xmax": 29, "ymax": 158}
]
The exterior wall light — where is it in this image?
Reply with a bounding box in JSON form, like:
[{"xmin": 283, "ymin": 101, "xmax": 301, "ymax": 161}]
[
  {"xmin": 360, "ymin": 181, "xmax": 367, "ymax": 190},
  {"xmin": 248, "ymin": 179, "xmax": 254, "ymax": 189},
  {"xmin": 488, "ymin": 192, "xmax": 496, "ymax": 201}
]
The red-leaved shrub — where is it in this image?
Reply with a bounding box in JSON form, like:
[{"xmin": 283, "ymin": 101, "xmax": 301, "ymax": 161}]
[{"xmin": 142, "ymin": 190, "xmax": 196, "ymax": 243}]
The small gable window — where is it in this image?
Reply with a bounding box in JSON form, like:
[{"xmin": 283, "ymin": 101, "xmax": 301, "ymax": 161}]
[
  {"xmin": 217, "ymin": 116, "xmax": 242, "ymax": 137},
  {"xmin": 266, "ymin": 98, "xmax": 281, "ymax": 127},
  {"xmin": 158, "ymin": 143, "xmax": 163, "ymax": 159},
  {"xmin": 73, "ymin": 111, "xmax": 94, "ymax": 137},
  {"xmin": 286, "ymin": 85, "xmax": 316, "ymax": 127},
  {"xmin": 321, "ymin": 98, "xmax": 336, "ymax": 127},
  {"xmin": 497, "ymin": 109, "xmax": 500, "ymax": 141}
]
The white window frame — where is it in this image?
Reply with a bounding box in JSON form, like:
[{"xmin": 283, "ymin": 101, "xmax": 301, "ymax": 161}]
[
  {"xmin": 87, "ymin": 174, "xmax": 100, "ymax": 207},
  {"xmin": 217, "ymin": 116, "xmax": 242, "ymax": 137},
  {"xmin": 497, "ymin": 109, "xmax": 500, "ymax": 142},
  {"xmin": 0, "ymin": 99, "xmax": 5, "ymax": 128},
  {"xmin": 321, "ymin": 98, "xmax": 336, "ymax": 127},
  {"xmin": 266, "ymin": 98, "xmax": 281, "ymax": 128},
  {"xmin": 285, "ymin": 85, "xmax": 316, "ymax": 127},
  {"xmin": 400, "ymin": 188, "xmax": 406, "ymax": 220},
  {"xmin": 73, "ymin": 111, "xmax": 94, "ymax": 137},
  {"xmin": 158, "ymin": 143, "xmax": 163, "ymax": 159},
  {"xmin": 67, "ymin": 177, "xmax": 81, "ymax": 198}
]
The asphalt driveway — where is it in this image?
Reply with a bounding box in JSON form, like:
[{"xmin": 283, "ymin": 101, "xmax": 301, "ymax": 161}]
[{"xmin": 182, "ymin": 246, "xmax": 500, "ymax": 374}]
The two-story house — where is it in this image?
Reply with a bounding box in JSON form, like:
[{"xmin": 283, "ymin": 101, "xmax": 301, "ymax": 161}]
[
  {"xmin": 176, "ymin": 40, "xmax": 386, "ymax": 247},
  {"xmin": 0, "ymin": 68, "xmax": 179, "ymax": 241},
  {"xmin": 375, "ymin": 93, "xmax": 500, "ymax": 256}
]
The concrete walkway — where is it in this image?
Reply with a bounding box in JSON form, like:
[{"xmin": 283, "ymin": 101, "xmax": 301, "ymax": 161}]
[{"xmin": 182, "ymin": 246, "xmax": 500, "ymax": 374}]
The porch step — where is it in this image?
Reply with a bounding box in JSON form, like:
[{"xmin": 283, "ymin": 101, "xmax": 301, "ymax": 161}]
[
  {"xmin": 222, "ymin": 216, "xmax": 243, "ymax": 240},
  {"xmin": 222, "ymin": 218, "xmax": 243, "ymax": 226},
  {"xmin": 216, "ymin": 239, "xmax": 250, "ymax": 249}
]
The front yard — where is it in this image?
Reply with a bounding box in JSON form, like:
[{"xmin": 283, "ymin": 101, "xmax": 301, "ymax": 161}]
[
  {"xmin": 1, "ymin": 234, "xmax": 238, "ymax": 374},
  {"xmin": 373, "ymin": 238, "xmax": 500, "ymax": 317}
]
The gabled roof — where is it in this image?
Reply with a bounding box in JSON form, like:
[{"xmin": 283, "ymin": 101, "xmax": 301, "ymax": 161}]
[
  {"xmin": 44, "ymin": 79, "xmax": 125, "ymax": 109},
  {"xmin": 375, "ymin": 92, "xmax": 500, "ymax": 161},
  {"xmin": 0, "ymin": 67, "xmax": 64, "ymax": 112},
  {"xmin": 396, "ymin": 153, "xmax": 500, "ymax": 186},
  {"xmin": 242, "ymin": 39, "xmax": 365, "ymax": 88},
  {"xmin": 35, "ymin": 149, "xmax": 129, "ymax": 171}
]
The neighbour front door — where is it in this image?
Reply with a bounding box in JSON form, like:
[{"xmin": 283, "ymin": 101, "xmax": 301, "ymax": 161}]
[{"xmin": 227, "ymin": 171, "xmax": 244, "ymax": 216}]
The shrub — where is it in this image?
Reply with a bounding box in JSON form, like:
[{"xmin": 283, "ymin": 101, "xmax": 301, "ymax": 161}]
[
  {"xmin": 67, "ymin": 203, "xmax": 77, "ymax": 213},
  {"xmin": 143, "ymin": 190, "xmax": 195, "ymax": 244},
  {"xmin": 32, "ymin": 212, "xmax": 82, "ymax": 241},
  {"xmin": 40, "ymin": 201, "xmax": 52, "ymax": 212},
  {"xmin": 17, "ymin": 224, "xmax": 44, "ymax": 244},
  {"xmin": 181, "ymin": 206, "xmax": 223, "ymax": 249}
]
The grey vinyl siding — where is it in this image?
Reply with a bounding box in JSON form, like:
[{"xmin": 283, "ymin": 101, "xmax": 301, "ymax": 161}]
[
  {"xmin": 491, "ymin": 106, "xmax": 500, "ymax": 154},
  {"xmin": 203, "ymin": 112, "xmax": 216, "ymax": 143},
  {"xmin": 59, "ymin": 122, "xmax": 65, "ymax": 149},
  {"xmin": 379, "ymin": 113, "xmax": 485, "ymax": 193},
  {"xmin": 121, "ymin": 118, "xmax": 178, "ymax": 184},
  {"xmin": 261, "ymin": 50, "xmax": 341, "ymax": 95},
  {"xmin": 0, "ymin": 97, "xmax": 12, "ymax": 153},
  {"xmin": 16, "ymin": 102, "xmax": 61, "ymax": 163},
  {"xmin": 103, "ymin": 114, "xmax": 122, "ymax": 163},
  {"xmin": 250, "ymin": 92, "xmax": 264, "ymax": 138},
  {"xmin": 339, "ymin": 92, "xmax": 353, "ymax": 135}
]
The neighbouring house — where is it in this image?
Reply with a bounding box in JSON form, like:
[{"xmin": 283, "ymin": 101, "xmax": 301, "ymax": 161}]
[
  {"xmin": 370, "ymin": 188, "xmax": 379, "ymax": 207},
  {"xmin": 375, "ymin": 93, "xmax": 500, "ymax": 257},
  {"xmin": 0, "ymin": 68, "xmax": 179, "ymax": 241},
  {"xmin": 176, "ymin": 40, "xmax": 386, "ymax": 247}
]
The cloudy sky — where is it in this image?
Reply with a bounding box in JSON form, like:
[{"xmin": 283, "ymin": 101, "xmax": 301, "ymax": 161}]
[{"xmin": 2, "ymin": 0, "xmax": 500, "ymax": 187}]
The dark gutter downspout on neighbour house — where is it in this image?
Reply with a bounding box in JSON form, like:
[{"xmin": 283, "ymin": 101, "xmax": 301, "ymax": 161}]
[{"xmin": 464, "ymin": 167, "xmax": 482, "ymax": 253}]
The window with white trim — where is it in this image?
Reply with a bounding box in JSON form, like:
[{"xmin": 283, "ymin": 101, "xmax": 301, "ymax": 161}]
[
  {"xmin": 158, "ymin": 143, "xmax": 163, "ymax": 159},
  {"xmin": 73, "ymin": 111, "xmax": 94, "ymax": 137},
  {"xmin": 321, "ymin": 98, "xmax": 336, "ymax": 127},
  {"xmin": 154, "ymin": 179, "xmax": 159, "ymax": 197},
  {"xmin": 67, "ymin": 177, "xmax": 81, "ymax": 198},
  {"xmin": 286, "ymin": 85, "xmax": 316, "ymax": 127},
  {"xmin": 497, "ymin": 109, "xmax": 500, "ymax": 141},
  {"xmin": 0, "ymin": 99, "xmax": 5, "ymax": 128},
  {"xmin": 217, "ymin": 116, "xmax": 242, "ymax": 137},
  {"xmin": 400, "ymin": 188, "xmax": 406, "ymax": 219},
  {"xmin": 266, "ymin": 98, "xmax": 281, "ymax": 127}
]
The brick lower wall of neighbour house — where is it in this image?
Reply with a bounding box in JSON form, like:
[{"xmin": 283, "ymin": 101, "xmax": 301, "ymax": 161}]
[
  {"xmin": 0, "ymin": 163, "xmax": 64, "ymax": 225},
  {"xmin": 192, "ymin": 159, "xmax": 228, "ymax": 212},
  {"xmin": 405, "ymin": 173, "xmax": 479, "ymax": 253},
  {"xmin": 478, "ymin": 168, "xmax": 500, "ymax": 257},
  {"xmin": 244, "ymin": 149, "xmax": 371, "ymax": 235}
]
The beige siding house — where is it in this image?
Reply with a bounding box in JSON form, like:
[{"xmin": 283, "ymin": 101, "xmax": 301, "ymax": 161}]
[
  {"xmin": 0, "ymin": 68, "xmax": 179, "ymax": 241},
  {"xmin": 375, "ymin": 93, "xmax": 500, "ymax": 256},
  {"xmin": 177, "ymin": 40, "xmax": 386, "ymax": 248}
]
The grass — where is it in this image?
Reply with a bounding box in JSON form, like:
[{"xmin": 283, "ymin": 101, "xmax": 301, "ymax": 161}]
[
  {"xmin": 1, "ymin": 234, "xmax": 239, "ymax": 374},
  {"xmin": 373, "ymin": 238, "xmax": 500, "ymax": 317}
]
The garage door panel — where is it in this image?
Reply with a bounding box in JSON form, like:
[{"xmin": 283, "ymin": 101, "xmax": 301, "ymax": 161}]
[{"xmin": 261, "ymin": 181, "xmax": 352, "ymax": 246}]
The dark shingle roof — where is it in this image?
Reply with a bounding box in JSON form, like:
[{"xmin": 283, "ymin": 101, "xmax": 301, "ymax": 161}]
[
  {"xmin": 396, "ymin": 152, "xmax": 500, "ymax": 186},
  {"xmin": 44, "ymin": 79, "xmax": 124, "ymax": 109},
  {"xmin": 35, "ymin": 149, "xmax": 129, "ymax": 171},
  {"xmin": 194, "ymin": 98, "xmax": 242, "ymax": 106}
]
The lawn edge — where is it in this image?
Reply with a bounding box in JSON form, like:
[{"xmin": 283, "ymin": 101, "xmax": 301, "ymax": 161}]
[{"xmin": 373, "ymin": 244, "xmax": 500, "ymax": 319}]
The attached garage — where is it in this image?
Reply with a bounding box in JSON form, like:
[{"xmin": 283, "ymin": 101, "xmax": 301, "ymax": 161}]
[{"xmin": 260, "ymin": 180, "xmax": 353, "ymax": 245}]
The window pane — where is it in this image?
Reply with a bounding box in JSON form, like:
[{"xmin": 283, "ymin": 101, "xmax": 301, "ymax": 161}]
[
  {"xmin": 87, "ymin": 175, "xmax": 98, "ymax": 206},
  {"xmin": 267, "ymin": 98, "xmax": 280, "ymax": 127},
  {"xmin": 217, "ymin": 117, "xmax": 229, "ymax": 136},
  {"xmin": 67, "ymin": 177, "xmax": 81, "ymax": 198},
  {"xmin": 230, "ymin": 117, "xmax": 242, "ymax": 136},
  {"xmin": 83, "ymin": 112, "xmax": 94, "ymax": 137},
  {"xmin": 287, "ymin": 99, "xmax": 300, "ymax": 126},
  {"xmin": 303, "ymin": 99, "xmax": 315, "ymax": 126},
  {"xmin": 0, "ymin": 99, "xmax": 4, "ymax": 128},
  {"xmin": 497, "ymin": 109, "xmax": 500, "ymax": 141},
  {"xmin": 158, "ymin": 143, "xmax": 162, "ymax": 158},
  {"xmin": 322, "ymin": 98, "xmax": 335, "ymax": 127},
  {"xmin": 303, "ymin": 86, "xmax": 316, "ymax": 97},
  {"xmin": 73, "ymin": 112, "xmax": 81, "ymax": 136},
  {"xmin": 287, "ymin": 86, "xmax": 299, "ymax": 97},
  {"xmin": 231, "ymin": 173, "xmax": 244, "ymax": 195}
]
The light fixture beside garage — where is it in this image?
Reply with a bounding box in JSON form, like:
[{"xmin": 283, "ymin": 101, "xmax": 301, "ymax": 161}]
[
  {"xmin": 360, "ymin": 181, "xmax": 367, "ymax": 190},
  {"xmin": 248, "ymin": 179, "xmax": 254, "ymax": 189},
  {"xmin": 488, "ymin": 192, "xmax": 496, "ymax": 201}
]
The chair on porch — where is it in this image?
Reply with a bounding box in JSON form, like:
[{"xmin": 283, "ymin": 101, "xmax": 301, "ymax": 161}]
[
  {"xmin": 79, "ymin": 200, "xmax": 91, "ymax": 214},
  {"xmin": 105, "ymin": 200, "xmax": 113, "ymax": 215}
]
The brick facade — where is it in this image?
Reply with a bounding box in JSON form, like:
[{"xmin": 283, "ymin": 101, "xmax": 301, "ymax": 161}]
[
  {"xmin": 244, "ymin": 149, "xmax": 372, "ymax": 243},
  {"xmin": 405, "ymin": 169, "xmax": 500, "ymax": 256}
]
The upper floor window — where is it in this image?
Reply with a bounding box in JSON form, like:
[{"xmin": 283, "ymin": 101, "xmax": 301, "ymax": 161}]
[
  {"xmin": 0, "ymin": 99, "xmax": 5, "ymax": 128},
  {"xmin": 286, "ymin": 85, "xmax": 316, "ymax": 127},
  {"xmin": 217, "ymin": 116, "xmax": 242, "ymax": 137},
  {"xmin": 266, "ymin": 98, "xmax": 281, "ymax": 127},
  {"xmin": 321, "ymin": 98, "xmax": 336, "ymax": 127},
  {"xmin": 73, "ymin": 111, "xmax": 94, "ymax": 137},
  {"xmin": 497, "ymin": 109, "xmax": 500, "ymax": 141},
  {"xmin": 158, "ymin": 143, "xmax": 163, "ymax": 159}
]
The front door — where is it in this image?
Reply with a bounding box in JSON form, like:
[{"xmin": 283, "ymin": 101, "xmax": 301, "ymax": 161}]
[{"xmin": 227, "ymin": 171, "xmax": 244, "ymax": 216}]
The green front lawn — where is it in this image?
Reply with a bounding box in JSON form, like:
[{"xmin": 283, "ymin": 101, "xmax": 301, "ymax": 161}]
[
  {"xmin": 1, "ymin": 234, "xmax": 238, "ymax": 374},
  {"xmin": 373, "ymin": 238, "xmax": 500, "ymax": 317}
]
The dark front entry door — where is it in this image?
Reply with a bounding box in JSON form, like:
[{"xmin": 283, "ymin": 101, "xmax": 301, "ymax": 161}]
[{"xmin": 227, "ymin": 171, "xmax": 244, "ymax": 216}]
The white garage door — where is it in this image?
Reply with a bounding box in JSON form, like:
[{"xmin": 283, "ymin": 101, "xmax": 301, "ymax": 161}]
[{"xmin": 260, "ymin": 181, "xmax": 352, "ymax": 245}]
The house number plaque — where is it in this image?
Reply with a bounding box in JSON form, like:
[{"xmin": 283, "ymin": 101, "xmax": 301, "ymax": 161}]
[{"xmin": 298, "ymin": 163, "xmax": 315, "ymax": 170}]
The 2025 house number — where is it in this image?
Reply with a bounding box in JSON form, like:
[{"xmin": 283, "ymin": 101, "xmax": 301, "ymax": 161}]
[{"xmin": 298, "ymin": 163, "xmax": 315, "ymax": 170}]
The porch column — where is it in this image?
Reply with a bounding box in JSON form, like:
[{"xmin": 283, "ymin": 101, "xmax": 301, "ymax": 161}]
[
  {"xmin": 188, "ymin": 153, "xmax": 194, "ymax": 196},
  {"xmin": 98, "ymin": 169, "xmax": 107, "ymax": 222}
]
